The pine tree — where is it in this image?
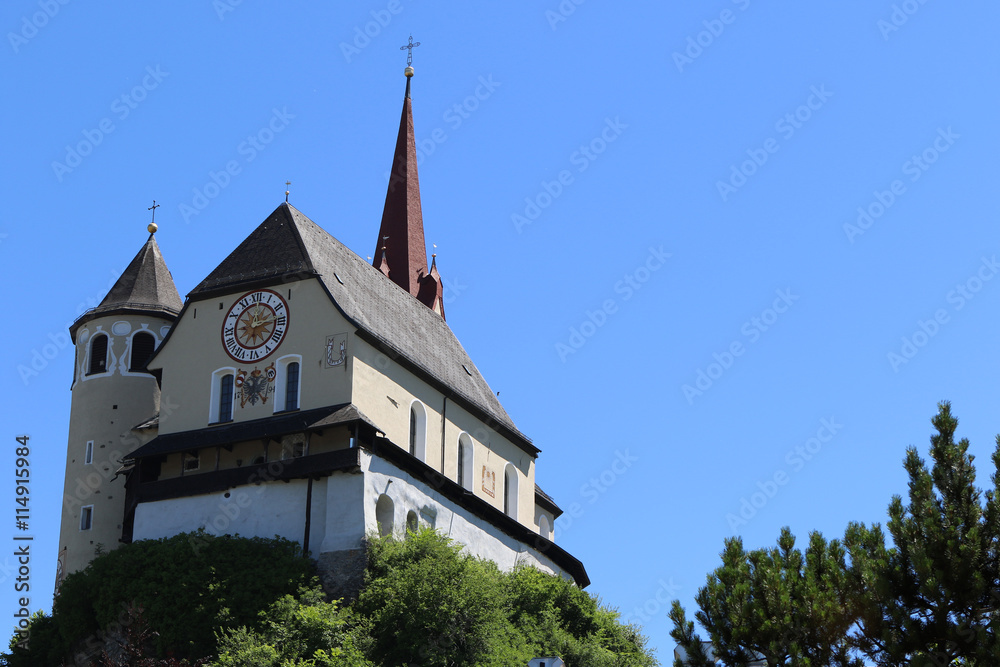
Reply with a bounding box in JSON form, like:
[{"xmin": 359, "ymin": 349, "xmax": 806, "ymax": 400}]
[
  {"xmin": 670, "ymin": 528, "xmax": 861, "ymax": 666},
  {"xmin": 844, "ymin": 402, "xmax": 1000, "ymax": 665}
]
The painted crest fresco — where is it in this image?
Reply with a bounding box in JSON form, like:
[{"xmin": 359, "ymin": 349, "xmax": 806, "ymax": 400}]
[
  {"xmin": 236, "ymin": 363, "xmax": 276, "ymax": 408},
  {"xmin": 326, "ymin": 333, "xmax": 347, "ymax": 367},
  {"xmin": 481, "ymin": 465, "xmax": 496, "ymax": 498}
]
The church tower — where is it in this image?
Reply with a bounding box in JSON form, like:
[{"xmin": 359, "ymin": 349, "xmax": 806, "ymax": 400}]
[
  {"xmin": 56, "ymin": 223, "xmax": 182, "ymax": 588},
  {"xmin": 373, "ymin": 65, "xmax": 446, "ymax": 318}
]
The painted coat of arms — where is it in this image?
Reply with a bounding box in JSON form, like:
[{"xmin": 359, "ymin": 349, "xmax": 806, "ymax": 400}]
[
  {"xmin": 236, "ymin": 363, "xmax": 276, "ymax": 407},
  {"xmin": 481, "ymin": 465, "xmax": 496, "ymax": 498},
  {"xmin": 326, "ymin": 333, "xmax": 347, "ymax": 367}
]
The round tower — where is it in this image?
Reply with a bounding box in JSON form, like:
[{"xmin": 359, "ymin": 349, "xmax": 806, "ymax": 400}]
[{"xmin": 56, "ymin": 226, "xmax": 182, "ymax": 589}]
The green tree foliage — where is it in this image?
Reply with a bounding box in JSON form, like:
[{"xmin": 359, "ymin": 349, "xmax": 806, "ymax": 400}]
[
  {"xmin": 671, "ymin": 403, "xmax": 1000, "ymax": 667},
  {"xmin": 844, "ymin": 401, "xmax": 1000, "ymax": 665},
  {"xmin": 670, "ymin": 528, "xmax": 860, "ymax": 667},
  {"xmin": 213, "ymin": 588, "xmax": 370, "ymax": 667},
  {"xmin": 354, "ymin": 529, "xmax": 657, "ymax": 667},
  {"xmin": 3, "ymin": 532, "xmax": 315, "ymax": 664},
  {"xmin": 3, "ymin": 529, "xmax": 654, "ymax": 666}
]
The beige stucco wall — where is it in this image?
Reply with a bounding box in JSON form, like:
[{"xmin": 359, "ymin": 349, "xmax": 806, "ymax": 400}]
[
  {"xmin": 150, "ymin": 279, "xmax": 353, "ymax": 435},
  {"xmin": 145, "ymin": 275, "xmax": 540, "ymax": 532},
  {"xmin": 350, "ymin": 336, "xmax": 536, "ymax": 528},
  {"xmin": 58, "ymin": 313, "xmax": 170, "ymax": 582}
]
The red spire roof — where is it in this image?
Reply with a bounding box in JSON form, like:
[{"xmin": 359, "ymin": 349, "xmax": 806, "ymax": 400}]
[{"xmin": 372, "ymin": 74, "xmax": 445, "ymax": 320}]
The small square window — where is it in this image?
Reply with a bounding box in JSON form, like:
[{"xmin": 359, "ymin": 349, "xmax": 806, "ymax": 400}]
[
  {"xmin": 80, "ymin": 506, "xmax": 93, "ymax": 531},
  {"xmin": 183, "ymin": 452, "xmax": 200, "ymax": 472},
  {"xmin": 84, "ymin": 441, "xmax": 94, "ymax": 465}
]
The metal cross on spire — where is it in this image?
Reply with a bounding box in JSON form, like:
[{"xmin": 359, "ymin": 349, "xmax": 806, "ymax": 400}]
[
  {"xmin": 285, "ymin": 181, "xmax": 291, "ymax": 203},
  {"xmin": 400, "ymin": 35, "xmax": 420, "ymax": 66},
  {"xmin": 147, "ymin": 200, "xmax": 160, "ymax": 234}
]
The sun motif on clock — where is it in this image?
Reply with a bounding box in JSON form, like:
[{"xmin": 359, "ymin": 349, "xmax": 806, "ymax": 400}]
[{"xmin": 221, "ymin": 289, "xmax": 289, "ymax": 362}]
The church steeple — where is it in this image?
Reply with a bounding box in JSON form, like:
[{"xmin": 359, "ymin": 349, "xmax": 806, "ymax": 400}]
[
  {"xmin": 372, "ymin": 64, "xmax": 445, "ymax": 320},
  {"xmin": 71, "ymin": 226, "xmax": 183, "ymax": 339}
]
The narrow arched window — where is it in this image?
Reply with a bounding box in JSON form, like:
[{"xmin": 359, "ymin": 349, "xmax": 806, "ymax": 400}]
[
  {"xmin": 376, "ymin": 494, "xmax": 394, "ymax": 538},
  {"xmin": 88, "ymin": 334, "xmax": 108, "ymax": 375},
  {"xmin": 504, "ymin": 463, "xmax": 519, "ymax": 519},
  {"xmin": 406, "ymin": 510, "xmax": 418, "ymax": 535},
  {"xmin": 407, "ymin": 402, "xmax": 427, "ymax": 461},
  {"xmin": 409, "ymin": 408, "xmax": 417, "ymax": 456},
  {"xmin": 458, "ymin": 434, "xmax": 474, "ymax": 491},
  {"xmin": 503, "ymin": 470, "xmax": 511, "ymax": 516},
  {"xmin": 219, "ymin": 374, "xmax": 234, "ymax": 423},
  {"xmin": 129, "ymin": 332, "xmax": 155, "ymax": 371},
  {"xmin": 284, "ymin": 362, "xmax": 300, "ymax": 411}
]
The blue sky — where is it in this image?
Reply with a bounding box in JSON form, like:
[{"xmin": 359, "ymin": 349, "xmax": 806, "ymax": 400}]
[{"xmin": 3, "ymin": 0, "xmax": 1000, "ymax": 660}]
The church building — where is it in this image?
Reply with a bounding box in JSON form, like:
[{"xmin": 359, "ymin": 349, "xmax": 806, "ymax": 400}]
[{"xmin": 56, "ymin": 64, "xmax": 587, "ymax": 596}]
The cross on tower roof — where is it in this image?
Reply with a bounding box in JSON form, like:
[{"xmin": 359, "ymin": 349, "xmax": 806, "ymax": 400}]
[
  {"xmin": 147, "ymin": 200, "xmax": 160, "ymax": 233},
  {"xmin": 400, "ymin": 34, "xmax": 420, "ymax": 66}
]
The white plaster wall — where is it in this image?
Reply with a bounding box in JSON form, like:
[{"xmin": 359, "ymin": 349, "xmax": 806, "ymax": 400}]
[
  {"xmin": 361, "ymin": 452, "xmax": 571, "ymax": 581},
  {"xmin": 319, "ymin": 471, "xmax": 366, "ymax": 552},
  {"xmin": 134, "ymin": 480, "xmax": 314, "ymax": 545}
]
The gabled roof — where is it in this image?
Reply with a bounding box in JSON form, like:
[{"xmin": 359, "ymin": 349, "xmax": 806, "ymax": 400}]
[
  {"xmin": 71, "ymin": 233, "xmax": 183, "ymax": 340},
  {"xmin": 186, "ymin": 203, "xmax": 535, "ymax": 454}
]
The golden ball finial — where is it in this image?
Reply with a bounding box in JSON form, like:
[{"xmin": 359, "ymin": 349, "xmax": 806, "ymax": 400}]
[
  {"xmin": 404, "ymin": 66, "xmax": 414, "ymax": 78},
  {"xmin": 147, "ymin": 222, "xmax": 158, "ymax": 234}
]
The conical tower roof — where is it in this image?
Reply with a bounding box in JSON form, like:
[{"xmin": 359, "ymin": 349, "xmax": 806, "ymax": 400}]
[
  {"xmin": 372, "ymin": 74, "xmax": 429, "ymax": 299},
  {"xmin": 71, "ymin": 233, "xmax": 183, "ymax": 340}
]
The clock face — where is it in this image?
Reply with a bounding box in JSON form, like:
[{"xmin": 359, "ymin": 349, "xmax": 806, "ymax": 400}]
[{"xmin": 221, "ymin": 289, "xmax": 289, "ymax": 362}]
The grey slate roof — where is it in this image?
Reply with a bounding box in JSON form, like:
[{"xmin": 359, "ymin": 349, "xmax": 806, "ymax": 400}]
[
  {"xmin": 128, "ymin": 403, "xmax": 377, "ymax": 459},
  {"xmin": 71, "ymin": 234, "xmax": 183, "ymax": 339},
  {"xmin": 188, "ymin": 203, "xmax": 532, "ymax": 452}
]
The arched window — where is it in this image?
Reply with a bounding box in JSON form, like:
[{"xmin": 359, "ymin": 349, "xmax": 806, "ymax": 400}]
[
  {"xmin": 409, "ymin": 409, "xmax": 417, "ymax": 454},
  {"xmin": 376, "ymin": 494, "xmax": 394, "ymax": 538},
  {"xmin": 408, "ymin": 401, "xmax": 427, "ymax": 461},
  {"xmin": 219, "ymin": 375, "xmax": 234, "ymax": 423},
  {"xmin": 457, "ymin": 433, "xmax": 475, "ymax": 491},
  {"xmin": 210, "ymin": 368, "xmax": 236, "ymax": 424},
  {"xmin": 503, "ymin": 463, "xmax": 519, "ymax": 520},
  {"xmin": 538, "ymin": 514, "xmax": 551, "ymax": 540},
  {"xmin": 129, "ymin": 332, "xmax": 155, "ymax": 371},
  {"xmin": 284, "ymin": 362, "xmax": 300, "ymax": 411},
  {"xmin": 406, "ymin": 510, "xmax": 418, "ymax": 535},
  {"xmin": 88, "ymin": 334, "xmax": 108, "ymax": 375},
  {"xmin": 273, "ymin": 355, "xmax": 302, "ymax": 414}
]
